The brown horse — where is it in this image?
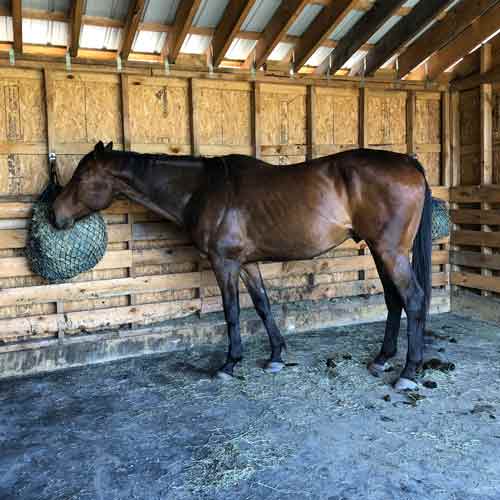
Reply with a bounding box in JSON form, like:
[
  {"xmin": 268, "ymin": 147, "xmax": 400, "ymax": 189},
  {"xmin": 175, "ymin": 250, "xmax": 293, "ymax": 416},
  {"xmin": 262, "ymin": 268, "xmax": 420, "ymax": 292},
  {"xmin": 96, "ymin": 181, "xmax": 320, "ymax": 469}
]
[{"xmin": 53, "ymin": 141, "xmax": 432, "ymax": 391}]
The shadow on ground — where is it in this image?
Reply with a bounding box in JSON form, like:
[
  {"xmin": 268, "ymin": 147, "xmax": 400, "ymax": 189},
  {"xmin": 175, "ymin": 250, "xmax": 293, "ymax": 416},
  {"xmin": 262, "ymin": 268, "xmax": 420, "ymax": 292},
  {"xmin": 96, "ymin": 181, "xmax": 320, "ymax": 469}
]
[{"xmin": 1, "ymin": 313, "xmax": 500, "ymax": 500}]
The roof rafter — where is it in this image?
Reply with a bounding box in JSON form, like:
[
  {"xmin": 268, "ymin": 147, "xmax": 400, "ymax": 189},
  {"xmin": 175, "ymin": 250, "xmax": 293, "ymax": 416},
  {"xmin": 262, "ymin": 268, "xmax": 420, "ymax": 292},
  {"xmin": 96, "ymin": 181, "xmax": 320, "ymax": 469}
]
[
  {"xmin": 212, "ymin": 0, "xmax": 257, "ymax": 68},
  {"xmin": 424, "ymin": 2, "xmax": 500, "ymax": 80},
  {"xmin": 162, "ymin": 0, "xmax": 202, "ymax": 63},
  {"xmin": 352, "ymin": 0, "xmax": 454, "ymax": 77},
  {"xmin": 293, "ymin": 0, "xmax": 357, "ymax": 72},
  {"xmin": 68, "ymin": 0, "xmax": 84, "ymax": 58},
  {"xmin": 119, "ymin": 0, "xmax": 146, "ymax": 61},
  {"xmin": 398, "ymin": 0, "xmax": 500, "ymax": 79},
  {"xmin": 315, "ymin": 0, "xmax": 407, "ymax": 76},
  {"xmin": 246, "ymin": 0, "xmax": 309, "ymax": 70},
  {"xmin": 11, "ymin": 0, "xmax": 22, "ymax": 54}
]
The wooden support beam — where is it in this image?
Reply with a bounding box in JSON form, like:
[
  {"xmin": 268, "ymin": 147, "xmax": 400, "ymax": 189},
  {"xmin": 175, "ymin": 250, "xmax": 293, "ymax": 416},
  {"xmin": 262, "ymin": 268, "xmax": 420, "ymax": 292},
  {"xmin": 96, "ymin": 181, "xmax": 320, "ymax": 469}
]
[
  {"xmin": 406, "ymin": 90, "xmax": 416, "ymax": 155},
  {"xmin": 452, "ymin": 62, "xmax": 500, "ymax": 91},
  {"xmin": 68, "ymin": 0, "xmax": 84, "ymax": 57},
  {"xmin": 398, "ymin": 0, "xmax": 500, "ymax": 79},
  {"xmin": 212, "ymin": 0, "xmax": 257, "ymax": 68},
  {"xmin": 245, "ymin": 0, "xmax": 308, "ymax": 70},
  {"xmin": 306, "ymin": 85, "xmax": 315, "ymax": 160},
  {"xmin": 316, "ymin": 0, "xmax": 407, "ymax": 75},
  {"xmin": 11, "ymin": 0, "xmax": 22, "ymax": 54},
  {"xmin": 252, "ymin": 82, "xmax": 261, "ymax": 159},
  {"xmin": 416, "ymin": 2, "xmax": 500, "ymax": 80},
  {"xmin": 359, "ymin": 87, "xmax": 368, "ymax": 148},
  {"xmin": 353, "ymin": 0, "xmax": 454, "ymax": 77},
  {"xmin": 293, "ymin": 0, "xmax": 357, "ymax": 72},
  {"xmin": 119, "ymin": 0, "xmax": 146, "ymax": 61},
  {"xmin": 441, "ymin": 91, "xmax": 451, "ymax": 187},
  {"xmin": 162, "ymin": 0, "xmax": 201, "ymax": 64}
]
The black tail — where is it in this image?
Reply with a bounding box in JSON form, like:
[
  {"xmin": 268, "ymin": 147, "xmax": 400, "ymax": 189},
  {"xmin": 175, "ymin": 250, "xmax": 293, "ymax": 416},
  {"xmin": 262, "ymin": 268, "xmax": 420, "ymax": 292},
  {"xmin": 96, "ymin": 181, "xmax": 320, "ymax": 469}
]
[{"xmin": 412, "ymin": 167, "xmax": 433, "ymax": 322}]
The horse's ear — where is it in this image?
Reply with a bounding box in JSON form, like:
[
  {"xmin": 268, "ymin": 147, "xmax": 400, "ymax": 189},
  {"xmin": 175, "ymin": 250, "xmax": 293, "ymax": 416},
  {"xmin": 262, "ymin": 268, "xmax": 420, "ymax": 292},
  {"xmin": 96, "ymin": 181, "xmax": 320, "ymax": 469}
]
[
  {"xmin": 105, "ymin": 141, "xmax": 113, "ymax": 152},
  {"xmin": 94, "ymin": 141, "xmax": 105, "ymax": 153}
]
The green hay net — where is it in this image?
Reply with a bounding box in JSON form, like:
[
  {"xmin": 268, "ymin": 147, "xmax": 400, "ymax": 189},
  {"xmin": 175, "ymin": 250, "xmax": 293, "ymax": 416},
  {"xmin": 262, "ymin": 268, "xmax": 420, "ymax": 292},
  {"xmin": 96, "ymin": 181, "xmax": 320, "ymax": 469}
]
[
  {"xmin": 26, "ymin": 164, "xmax": 108, "ymax": 284},
  {"xmin": 431, "ymin": 197, "xmax": 450, "ymax": 241}
]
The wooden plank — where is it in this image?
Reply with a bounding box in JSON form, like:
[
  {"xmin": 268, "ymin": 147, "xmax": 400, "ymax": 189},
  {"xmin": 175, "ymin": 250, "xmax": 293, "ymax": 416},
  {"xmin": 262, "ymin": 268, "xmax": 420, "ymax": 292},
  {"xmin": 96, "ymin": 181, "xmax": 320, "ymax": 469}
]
[
  {"xmin": 212, "ymin": 0, "xmax": 257, "ymax": 68},
  {"xmin": 407, "ymin": 90, "xmax": 416, "ymax": 155},
  {"xmin": 452, "ymin": 63, "xmax": 500, "ymax": 91},
  {"xmin": 11, "ymin": 0, "xmax": 22, "ymax": 54},
  {"xmin": 354, "ymin": 0, "xmax": 454, "ymax": 77},
  {"xmin": 248, "ymin": 0, "xmax": 309, "ymax": 70},
  {"xmin": 452, "ymin": 230, "xmax": 500, "ymax": 248},
  {"xmin": 252, "ymin": 81, "xmax": 261, "ymax": 158},
  {"xmin": 120, "ymin": 74, "xmax": 131, "ymax": 150},
  {"xmin": 451, "ymin": 209, "xmax": 500, "ymax": 225},
  {"xmin": 450, "ymin": 185, "xmax": 500, "ymax": 203},
  {"xmin": 162, "ymin": 0, "xmax": 202, "ymax": 63},
  {"xmin": 68, "ymin": 0, "xmax": 84, "ymax": 58},
  {"xmin": 306, "ymin": 85, "xmax": 314, "ymax": 161},
  {"xmin": 398, "ymin": 0, "xmax": 500, "ymax": 78},
  {"xmin": 451, "ymin": 271, "xmax": 500, "ymax": 294},
  {"xmin": 425, "ymin": 3, "xmax": 500, "ymax": 80},
  {"xmin": 293, "ymin": 0, "xmax": 357, "ymax": 72},
  {"xmin": 119, "ymin": 0, "xmax": 146, "ymax": 61},
  {"xmin": 451, "ymin": 251, "xmax": 500, "ymax": 271},
  {"xmin": 359, "ymin": 87, "xmax": 368, "ymax": 148},
  {"xmin": 441, "ymin": 91, "xmax": 451, "ymax": 187},
  {"xmin": 316, "ymin": 0, "xmax": 407, "ymax": 75}
]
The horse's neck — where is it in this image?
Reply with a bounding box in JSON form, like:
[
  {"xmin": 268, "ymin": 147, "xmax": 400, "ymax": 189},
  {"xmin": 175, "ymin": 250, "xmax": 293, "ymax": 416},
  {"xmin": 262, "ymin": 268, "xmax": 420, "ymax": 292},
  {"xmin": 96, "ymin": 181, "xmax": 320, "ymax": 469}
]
[{"xmin": 115, "ymin": 154, "xmax": 206, "ymax": 226}]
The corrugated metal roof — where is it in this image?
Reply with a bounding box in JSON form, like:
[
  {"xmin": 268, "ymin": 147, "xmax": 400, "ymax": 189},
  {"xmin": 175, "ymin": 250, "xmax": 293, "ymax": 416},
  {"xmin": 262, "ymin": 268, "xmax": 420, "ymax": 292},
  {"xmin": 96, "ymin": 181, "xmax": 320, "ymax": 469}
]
[
  {"xmin": 85, "ymin": 0, "xmax": 131, "ymax": 21},
  {"xmin": 80, "ymin": 25, "xmax": 122, "ymax": 50},
  {"xmin": 22, "ymin": 19, "xmax": 68, "ymax": 46},
  {"xmin": 241, "ymin": 0, "xmax": 281, "ymax": 32},
  {"xmin": 367, "ymin": 15, "xmax": 402, "ymax": 44},
  {"xmin": 180, "ymin": 33, "xmax": 211, "ymax": 54},
  {"xmin": 133, "ymin": 30, "xmax": 166, "ymax": 53},
  {"xmin": 306, "ymin": 46, "xmax": 333, "ymax": 67},
  {"xmin": 142, "ymin": 0, "xmax": 179, "ymax": 24},
  {"xmin": 287, "ymin": 4, "xmax": 322, "ymax": 37},
  {"xmin": 0, "ymin": 16, "xmax": 13, "ymax": 42},
  {"xmin": 268, "ymin": 41, "xmax": 293, "ymax": 61},
  {"xmin": 329, "ymin": 10, "xmax": 365, "ymax": 40},
  {"xmin": 193, "ymin": 0, "xmax": 230, "ymax": 28},
  {"xmin": 225, "ymin": 38, "xmax": 257, "ymax": 60},
  {"xmin": 23, "ymin": 0, "xmax": 71, "ymax": 13}
]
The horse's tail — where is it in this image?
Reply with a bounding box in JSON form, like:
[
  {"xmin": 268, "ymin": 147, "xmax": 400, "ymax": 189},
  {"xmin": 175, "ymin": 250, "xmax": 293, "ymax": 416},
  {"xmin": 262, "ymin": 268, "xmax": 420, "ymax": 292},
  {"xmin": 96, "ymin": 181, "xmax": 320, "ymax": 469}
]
[{"xmin": 411, "ymin": 163, "xmax": 433, "ymax": 322}]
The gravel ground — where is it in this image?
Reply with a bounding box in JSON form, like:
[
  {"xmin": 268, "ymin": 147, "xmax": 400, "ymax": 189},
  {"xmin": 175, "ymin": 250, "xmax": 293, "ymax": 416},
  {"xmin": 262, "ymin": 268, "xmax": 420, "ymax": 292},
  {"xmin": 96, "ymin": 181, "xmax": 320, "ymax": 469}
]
[{"xmin": 1, "ymin": 312, "xmax": 500, "ymax": 500}]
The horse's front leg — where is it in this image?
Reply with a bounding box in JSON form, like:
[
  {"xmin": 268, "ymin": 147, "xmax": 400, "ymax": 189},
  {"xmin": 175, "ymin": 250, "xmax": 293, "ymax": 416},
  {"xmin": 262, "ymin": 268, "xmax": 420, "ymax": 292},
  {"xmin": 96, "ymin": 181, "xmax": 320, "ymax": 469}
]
[{"xmin": 210, "ymin": 255, "xmax": 242, "ymax": 380}]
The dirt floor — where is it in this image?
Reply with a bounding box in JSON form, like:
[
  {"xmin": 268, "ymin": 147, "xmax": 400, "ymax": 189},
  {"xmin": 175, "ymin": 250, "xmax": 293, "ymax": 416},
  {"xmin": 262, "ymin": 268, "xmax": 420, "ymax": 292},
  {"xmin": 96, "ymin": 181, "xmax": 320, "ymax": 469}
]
[{"xmin": 1, "ymin": 312, "xmax": 500, "ymax": 500}]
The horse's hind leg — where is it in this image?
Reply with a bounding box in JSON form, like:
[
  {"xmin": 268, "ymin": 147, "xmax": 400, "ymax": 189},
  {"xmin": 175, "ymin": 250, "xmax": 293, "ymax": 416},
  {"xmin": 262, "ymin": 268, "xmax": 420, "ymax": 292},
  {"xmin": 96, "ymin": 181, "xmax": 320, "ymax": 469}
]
[
  {"xmin": 241, "ymin": 263, "xmax": 286, "ymax": 373},
  {"xmin": 368, "ymin": 252, "xmax": 403, "ymax": 377}
]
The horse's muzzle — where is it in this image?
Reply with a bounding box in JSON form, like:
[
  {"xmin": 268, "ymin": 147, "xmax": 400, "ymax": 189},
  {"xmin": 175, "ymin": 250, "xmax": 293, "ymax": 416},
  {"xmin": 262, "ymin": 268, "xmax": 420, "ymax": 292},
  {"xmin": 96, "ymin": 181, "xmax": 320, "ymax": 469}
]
[{"xmin": 54, "ymin": 213, "xmax": 74, "ymax": 230}]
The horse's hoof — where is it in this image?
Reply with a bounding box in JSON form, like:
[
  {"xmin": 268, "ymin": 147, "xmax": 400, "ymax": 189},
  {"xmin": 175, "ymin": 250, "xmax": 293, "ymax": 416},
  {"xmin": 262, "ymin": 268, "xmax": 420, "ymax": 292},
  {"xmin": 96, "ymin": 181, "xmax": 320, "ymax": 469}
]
[
  {"xmin": 214, "ymin": 370, "xmax": 234, "ymax": 381},
  {"xmin": 394, "ymin": 377, "xmax": 419, "ymax": 392},
  {"xmin": 368, "ymin": 361, "xmax": 392, "ymax": 377},
  {"xmin": 264, "ymin": 361, "xmax": 285, "ymax": 374}
]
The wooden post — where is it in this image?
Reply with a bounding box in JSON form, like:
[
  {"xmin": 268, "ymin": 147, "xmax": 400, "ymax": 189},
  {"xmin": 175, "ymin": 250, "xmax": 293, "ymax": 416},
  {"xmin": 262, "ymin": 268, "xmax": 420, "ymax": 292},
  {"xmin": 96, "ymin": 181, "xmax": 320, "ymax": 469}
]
[
  {"xmin": 450, "ymin": 90, "xmax": 461, "ymax": 296},
  {"xmin": 252, "ymin": 81, "xmax": 261, "ymax": 159},
  {"xmin": 359, "ymin": 87, "xmax": 368, "ymax": 148},
  {"xmin": 188, "ymin": 78, "xmax": 198, "ymax": 156},
  {"xmin": 406, "ymin": 90, "xmax": 416, "ymax": 156},
  {"xmin": 441, "ymin": 91, "xmax": 451, "ymax": 187},
  {"xmin": 306, "ymin": 85, "xmax": 315, "ymax": 160},
  {"xmin": 120, "ymin": 74, "xmax": 131, "ymax": 150},
  {"xmin": 480, "ymin": 44, "xmax": 493, "ymax": 296}
]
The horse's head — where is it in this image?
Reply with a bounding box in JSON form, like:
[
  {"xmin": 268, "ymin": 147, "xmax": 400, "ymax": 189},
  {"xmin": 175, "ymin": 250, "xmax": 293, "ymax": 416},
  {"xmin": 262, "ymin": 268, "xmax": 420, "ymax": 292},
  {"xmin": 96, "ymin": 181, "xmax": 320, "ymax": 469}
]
[{"xmin": 52, "ymin": 141, "xmax": 116, "ymax": 229}]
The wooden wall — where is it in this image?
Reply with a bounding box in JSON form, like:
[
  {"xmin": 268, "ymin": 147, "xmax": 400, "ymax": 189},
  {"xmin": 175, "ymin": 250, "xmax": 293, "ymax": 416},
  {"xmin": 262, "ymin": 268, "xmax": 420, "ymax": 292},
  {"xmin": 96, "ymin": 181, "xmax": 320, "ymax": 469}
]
[{"xmin": 0, "ymin": 66, "xmax": 450, "ymax": 346}]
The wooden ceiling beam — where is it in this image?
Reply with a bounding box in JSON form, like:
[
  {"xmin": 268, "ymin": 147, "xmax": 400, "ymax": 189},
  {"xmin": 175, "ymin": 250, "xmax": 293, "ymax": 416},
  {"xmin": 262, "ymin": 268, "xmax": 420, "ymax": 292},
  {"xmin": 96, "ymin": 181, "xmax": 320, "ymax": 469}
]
[
  {"xmin": 119, "ymin": 0, "xmax": 146, "ymax": 61},
  {"xmin": 212, "ymin": 0, "xmax": 257, "ymax": 68},
  {"xmin": 249, "ymin": 0, "xmax": 309, "ymax": 70},
  {"xmin": 352, "ymin": 0, "xmax": 454, "ymax": 77},
  {"xmin": 452, "ymin": 61, "xmax": 500, "ymax": 90},
  {"xmin": 69, "ymin": 0, "xmax": 84, "ymax": 57},
  {"xmin": 293, "ymin": 0, "xmax": 358, "ymax": 72},
  {"xmin": 398, "ymin": 0, "xmax": 500, "ymax": 78},
  {"xmin": 11, "ymin": 0, "xmax": 22, "ymax": 54},
  {"xmin": 162, "ymin": 0, "xmax": 202, "ymax": 63},
  {"xmin": 424, "ymin": 2, "xmax": 500, "ymax": 80},
  {"xmin": 316, "ymin": 0, "xmax": 407, "ymax": 75}
]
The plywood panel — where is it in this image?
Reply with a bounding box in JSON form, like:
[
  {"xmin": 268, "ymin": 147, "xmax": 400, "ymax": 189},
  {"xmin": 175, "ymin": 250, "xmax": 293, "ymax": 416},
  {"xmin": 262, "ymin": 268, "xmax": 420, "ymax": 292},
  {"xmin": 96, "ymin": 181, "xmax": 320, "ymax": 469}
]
[
  {"xmin": 415, "ymin": 93, "xmax": 441, "ymax": 145},
  {"xmin": 0, "ymin": 154, "xmax": 48, "ymax": 195},
  {"xmin": 460, "ymin": 89, "xmax": 480, "ymax": 146},
  {"xmin": 366, "ymin": 90, "xmax": 406, "ymax": 146}
]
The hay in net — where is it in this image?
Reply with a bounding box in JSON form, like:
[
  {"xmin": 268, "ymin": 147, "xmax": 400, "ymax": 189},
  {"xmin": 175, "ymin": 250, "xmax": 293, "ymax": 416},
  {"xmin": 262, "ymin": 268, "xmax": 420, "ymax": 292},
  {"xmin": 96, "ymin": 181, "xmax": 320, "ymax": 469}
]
[
  {"xmin": 431, "ymin": 197, "xmax": 450, "ymax": 241},
  {"xmin": 26, "ymin": 182, "xmax": 107, "ymax": 283}
]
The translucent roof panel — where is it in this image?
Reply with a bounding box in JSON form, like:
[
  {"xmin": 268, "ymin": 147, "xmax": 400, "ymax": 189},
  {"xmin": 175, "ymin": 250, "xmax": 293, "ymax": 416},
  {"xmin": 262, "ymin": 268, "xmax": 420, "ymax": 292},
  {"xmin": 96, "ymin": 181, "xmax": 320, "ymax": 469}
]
[
  {"xmin": 241, "ymin": 0, "xmax": 281, "ymax": 32},
  {"xmin": 329, "ymin": 10, "xmax": 365, "ymax": 41},
  {"xmin": 287, "ymin": 4, "xmax": 322, "ymax": 37},
  {"xmin": 193, "ymin": 0, "xmax": 230, "ymax": 28},
  {"xmin": 85, "ymin": 0, "xmax": 131, "ymax": 21},
  {"xmin": 367, "ymin": 16, "xmax": 402, "ymax": 44},
  {"xmin": 22, "ymin": 19, "xmax": 68, "ymax": 46},
  {"xmin": 80, "ymin": 25, "xmax": 122, "ymax": 50},
  {"xmin": 23, "ymin": 0, "xmax": 71, "ymax": 13},
  {"xmin": 402, "ymin": 0, "xmax": 419, "ymax": 7},
  {"xmin": 306, "ymin": 46, "xmax": 333, "ymax": 67},
  {"xmin": 268, "ymin": 41, "xmax": 293, "ymax": 61},
  {"xmin": 180, "ymin": 33, "xmax": 211, "ymax": 54},
  {"xmin": 0, "ymin": 16, "xmax": 13, "ymax": 42},
  {"xmin": 132, "ymin": 31, "xmax": 166, "ymax": 53},
  {"xmin": 225, "ymin": 38, "xmax": 257, "ymax": 60},
  {"xmin": 343, "ymin": 49, "xmax": 368, "ymax": 69},
  {"xmin": 142, "ymin": 0, "xmax": 180, "ymax": 24}
]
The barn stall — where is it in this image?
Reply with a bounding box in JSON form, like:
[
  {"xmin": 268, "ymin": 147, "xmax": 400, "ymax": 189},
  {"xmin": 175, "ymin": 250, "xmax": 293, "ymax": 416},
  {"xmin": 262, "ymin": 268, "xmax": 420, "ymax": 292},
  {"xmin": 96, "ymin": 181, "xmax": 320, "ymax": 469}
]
[{"xmin": 0, "ymin": 1, "xmax": 500, "ymax": 499}]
